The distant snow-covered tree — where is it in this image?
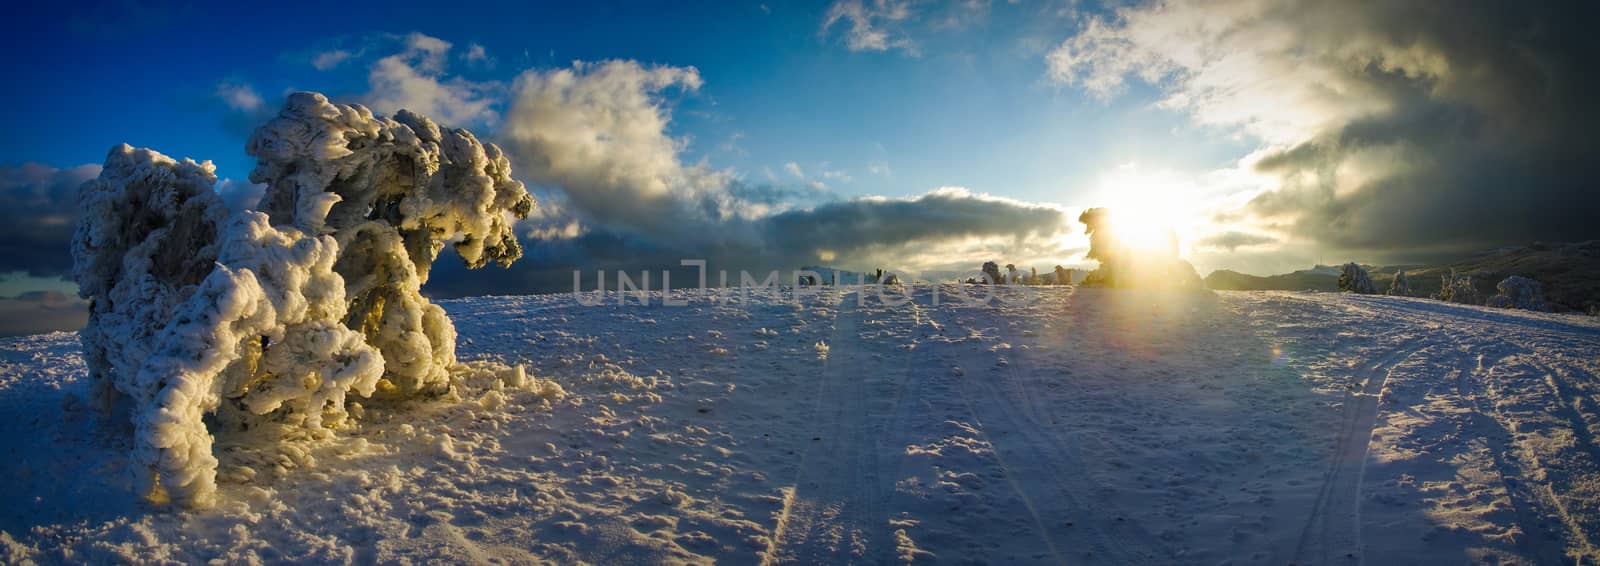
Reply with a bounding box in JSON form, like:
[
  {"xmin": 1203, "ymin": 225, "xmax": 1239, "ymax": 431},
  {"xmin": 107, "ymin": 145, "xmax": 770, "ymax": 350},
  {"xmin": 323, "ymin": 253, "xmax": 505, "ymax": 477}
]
[
  {"xmin": 981, "ymin": 261, "xmax": 1002, "ymax": 285},
  {"xmin": 1338, "ymin": 263, "xmax": 1376, "ymax": 294},
  {"xmin": 1437, "ymin": 269, "xmax": 1481, "ymax": 305},
  {"xmin": 1053, "ymin": 265, "xmax": 1072, "ymax": 286},
  {"xmin": 73, "ymin": 92, "xmax": 536, "ymax": 507},
  {"xmin": 1005, "ymin": 264, "xmax": 1019, "ymax": 285},
  {"xmin": 1486, "ymin": 275, "xmax": 1550, "ymax": 311},
  {"xmin": 1387, "ymin": 270, "xmax": 1410, "ymax": 296}
]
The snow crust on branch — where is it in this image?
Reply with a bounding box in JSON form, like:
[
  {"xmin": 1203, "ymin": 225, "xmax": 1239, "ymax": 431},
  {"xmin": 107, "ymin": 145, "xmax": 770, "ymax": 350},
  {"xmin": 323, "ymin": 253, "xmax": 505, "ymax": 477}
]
[{"xmin": 73, "ymin": 93, "xmax": 535, "ymax": 507}]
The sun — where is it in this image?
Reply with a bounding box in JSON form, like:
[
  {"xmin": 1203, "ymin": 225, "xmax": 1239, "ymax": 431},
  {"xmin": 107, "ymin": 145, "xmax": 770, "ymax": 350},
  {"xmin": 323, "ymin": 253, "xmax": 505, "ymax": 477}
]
[
  {"xmin": 1089, "ymin": 164, "xmax": 1200, "ymax": 255},
  {"xmin": 1110, "ymin": 212, "xmax": 1180, "ymax": 254}
]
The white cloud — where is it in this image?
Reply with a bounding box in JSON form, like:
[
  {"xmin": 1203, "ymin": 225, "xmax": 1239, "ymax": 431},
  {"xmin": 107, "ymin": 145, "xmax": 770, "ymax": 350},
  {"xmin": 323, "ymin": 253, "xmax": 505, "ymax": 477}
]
[
  {"xmin": 402, "ymin": 31, "xmax": 452, "ymax": 73},
  {"xmin": 362, "ymin": 32, "xmax": 499, "ymax": 126},
  {"xmin": 1045, "ymin": 0, "xmax": 1397, "ymax": 144},
  {"xmin": 500, "ymin": 60, "xmax": 748, "ymax": 244},
  {"xmin": 464, "ymin": 43, "xmax": 492, "ymax": 67},
  {"xmin": 717, "ymin": 131, "xmax": 746, "ymax": 155},
  {"xmin": 215, "ymin": 81, "xmax": 262, "ymax": 112},
  {"xmin": 821, "ymin": 0, "xmax": 918, "ymax": 55},
  {"xmin": 311, "ymin": 49, "xmax": 354, "ymax": 71},
  {"xmin": 784, "ymin": 161, "xmax": 805, "ymax": 179}
]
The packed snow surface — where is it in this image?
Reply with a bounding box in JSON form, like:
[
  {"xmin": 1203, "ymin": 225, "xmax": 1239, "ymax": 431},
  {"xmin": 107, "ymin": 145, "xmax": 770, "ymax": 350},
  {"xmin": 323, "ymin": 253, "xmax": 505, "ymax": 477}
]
[{"xmin": 3, "ymin": 286, "xmax": 1600, "ymax": 564}]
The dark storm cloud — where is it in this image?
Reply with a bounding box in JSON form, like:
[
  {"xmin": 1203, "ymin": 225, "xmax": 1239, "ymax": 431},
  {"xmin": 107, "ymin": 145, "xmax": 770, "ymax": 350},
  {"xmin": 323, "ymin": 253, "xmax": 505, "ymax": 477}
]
[
  {"xmin": 0, "ymin": 163, "xmax": 100, "ymax": 277},
  {"xmin": 762, "ymin": 188, "xmax": 1067, "ymax": 258},
  {"xmin": 1246, "ymin": 0, "xmax": 1600, "ymax": 258},
  {"xmin": 0, "ymin": 161, "xmax": 267, "ymax": 279},
  {"xmin": 1197, "ymin": 231, "xmax": 1277, "ymax": 252},
  {"xmin": 0, "ymin": 290, "xmax": 87, "ymax": 337},
  {"xmin": 1054, "ymin": 0, "xmax": 1600, "ymax": 262},
  {"xmin": 423, "ymin": 188, "xmax": 1072, "ymax": 297}
]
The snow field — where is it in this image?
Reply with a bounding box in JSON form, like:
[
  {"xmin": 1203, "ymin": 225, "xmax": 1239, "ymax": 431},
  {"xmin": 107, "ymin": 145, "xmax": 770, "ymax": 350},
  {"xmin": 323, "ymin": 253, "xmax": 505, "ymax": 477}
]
[{"xmin": 2, "ymin": 286, "xmax": 1599, "ymax": 564}]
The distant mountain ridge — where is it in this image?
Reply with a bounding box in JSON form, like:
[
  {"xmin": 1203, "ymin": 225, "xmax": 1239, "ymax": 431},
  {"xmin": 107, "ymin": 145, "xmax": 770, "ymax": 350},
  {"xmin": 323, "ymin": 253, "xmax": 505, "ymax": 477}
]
[{"xmin": 1205, "ymin": 241, "xmax": 1600, "ymax": 313}]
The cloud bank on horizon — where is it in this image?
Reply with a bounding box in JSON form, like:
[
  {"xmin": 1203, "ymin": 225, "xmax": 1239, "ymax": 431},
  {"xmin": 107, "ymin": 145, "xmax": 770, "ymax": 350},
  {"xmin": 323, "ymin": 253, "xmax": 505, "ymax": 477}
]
[{"xmin": 2, "ymin": 0, "xmax": 1597, "ymax": 326}]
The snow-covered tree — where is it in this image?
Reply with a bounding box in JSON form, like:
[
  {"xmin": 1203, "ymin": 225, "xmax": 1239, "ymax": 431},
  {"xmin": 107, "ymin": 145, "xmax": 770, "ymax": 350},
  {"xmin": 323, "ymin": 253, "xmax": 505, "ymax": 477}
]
[
  {"xmin": 1005, "ymin": 263, "xmax": 1019, "ymax": 285},
  {"xmin": 1437, "ymin": 269, "xmax": 1480, "ymax": 305},
  {"xmin": 1338, "ymin": 262, "xmax": 1376, "ymax": 294},
  {"xmin": 1053, "ymin": 265, "xmax": 1072, "ymax": 286},
  {"xmin": 1387, "ymin": 270, "xmax": 1410, "ymax": 296},
  {"xmin": 981, "ymin": 261, "xmax": 1002, "ymax": 285},
  {"xmin": 1486, "ymin": 275, "xmax": 1550, "ymax": 311},
  {"xmin": 74, "ymin": 145, "xmax": 231, "ymax": 415},
  {"xmin": 249, "ymin": 93, "xmax": 533, "ymax": 398},
  {"xmin": 73, "ymin": 93, "xmax": 535, "ymax": 507}
]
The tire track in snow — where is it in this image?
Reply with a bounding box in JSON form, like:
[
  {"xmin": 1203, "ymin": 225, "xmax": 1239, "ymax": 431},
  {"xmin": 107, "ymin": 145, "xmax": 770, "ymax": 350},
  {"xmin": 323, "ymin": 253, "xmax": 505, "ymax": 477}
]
[
  {"xmin": 1289, "ymin": 342, "xmax": 1426, "ymax": 565},
  {"xmin": 1294, "ymin": 292, "xmax": 1600, "ymax": 563},
  {"xmin": 868, "ymin": 287, "xmax": 940, "ymax": 564},
  {"xmin": 1339, "ymin": 293, "xmax": 1600, "ymax": 560},
  {"xmin": 768, "ymin": 290, "xmax": 911, "ymax": 564},
  {"xmin": 1452, "ymin": 351, "xmax": 1573, "ymax": 565},
  {"xmin": 946, "ymin": 289, "xmax": 1166, "ymax": 564},
  {"xmin": 1505, "ymin": 357, "xmax": 1600, "ymax": 560},
  {"xmin": 901, "ymin": 292, "xmax": 1071, "ymax": 564}
]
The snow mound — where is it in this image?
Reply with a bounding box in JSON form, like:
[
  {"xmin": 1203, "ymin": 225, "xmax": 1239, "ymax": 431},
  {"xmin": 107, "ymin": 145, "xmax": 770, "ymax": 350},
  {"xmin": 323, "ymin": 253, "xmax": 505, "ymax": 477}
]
[{"xmin": 71, "ymin": 93, "xmax": 536, "ymax": 507}]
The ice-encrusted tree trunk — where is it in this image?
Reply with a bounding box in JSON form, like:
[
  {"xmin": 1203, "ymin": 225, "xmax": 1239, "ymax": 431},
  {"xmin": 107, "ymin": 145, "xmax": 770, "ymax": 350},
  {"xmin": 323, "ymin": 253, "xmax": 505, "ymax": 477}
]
[
  {"xmin": 73, "ymin": 92, "xmax": 535, "ymax": 507},
  {"xmin": 1388, "ymin": 270, "xmax": 1410, "ymax": 296},
  {"xmin": 1338, "ymin": 262, "xmax": 1376, "ymax": 294}
]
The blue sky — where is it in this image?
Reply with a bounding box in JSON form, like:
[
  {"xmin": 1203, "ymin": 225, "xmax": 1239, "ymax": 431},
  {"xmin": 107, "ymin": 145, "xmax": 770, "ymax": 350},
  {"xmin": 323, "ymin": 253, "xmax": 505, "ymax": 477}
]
[{"xmin": 2, "ymin": 0, "xmax": 1251, "ymax": 206}]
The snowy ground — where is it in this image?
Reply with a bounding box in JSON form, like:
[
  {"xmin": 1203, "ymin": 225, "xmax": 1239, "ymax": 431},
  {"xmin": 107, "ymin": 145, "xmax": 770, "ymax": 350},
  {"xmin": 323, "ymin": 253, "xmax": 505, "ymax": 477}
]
[{"xmin": 3, "ymin": 286, "xmax": 1599, "ymax": 564}]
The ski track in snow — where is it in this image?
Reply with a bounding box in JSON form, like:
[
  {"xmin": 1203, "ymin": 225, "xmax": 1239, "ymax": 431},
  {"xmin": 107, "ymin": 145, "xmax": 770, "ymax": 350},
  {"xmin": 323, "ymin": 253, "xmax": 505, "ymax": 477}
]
[{"xmin": 3, "ymin": 286, "xmax": 1600, "ymax": 564}]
